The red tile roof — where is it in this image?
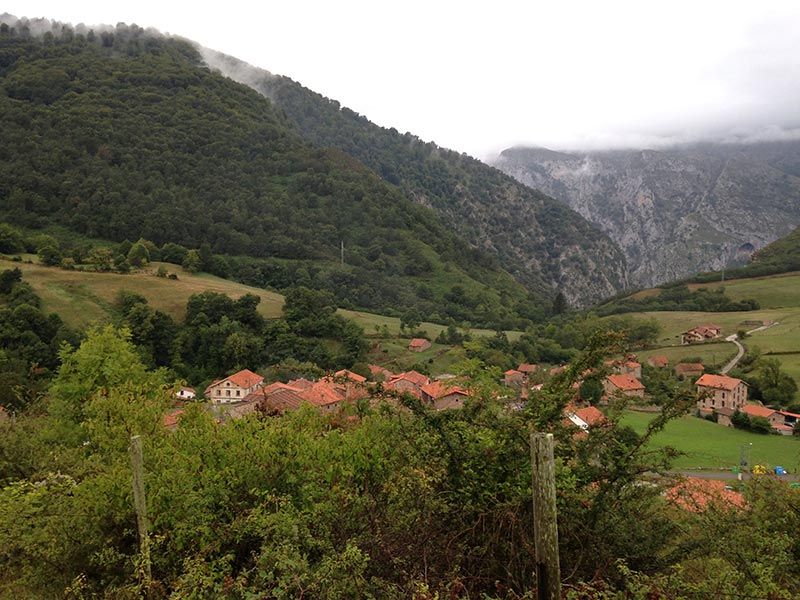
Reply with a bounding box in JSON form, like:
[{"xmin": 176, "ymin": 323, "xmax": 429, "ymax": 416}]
[
  {"xmin": 695, "ymin": 374, "xmax": 744, "ymax": 392},
  {"xmin": 504, "ymin": 369, "xmax": 523, "ymax": 376},
  {"xmin": 389, "ymin": 370, "xmax": 430, "ymax": 387},
  {"xmin": 606, "ymin": 373, "xmax": 645, "ymax": 391},
  {"xmin": 334, "ymin": 369, "xmax": 367, "ymax": 383},
  {"xmin": 574, "ymin": 405, "xmax": 606, "ymax": 427},
  {"xmin": 287, "ymin": 378, "xmax": 314, "ymax": 391},
  {"xmin": 227, "ymin": 369, "xmax": 264, "ymax": 389},
  {"xmin": 368, "ymin": 364, "xmax": 394, "ymax": 378},
  {"xmin": 262, "ymin": 388, "xmax": 305, "ymax": 413},
  {"xmin": 408, "ymin": 338, "xmax": 431, "ymax": 349},
  {"xmin": 665, "ymin": 478, "xmax": 745, "ymax": 512},
  {"xmin": 302, "ymin": 381, "xmax": 345, "ymax": 407},
  {"xmin": 648, "ymin": 355, "xmax": 669, "ymax": 368},
  {"xmin": 163, "ymin": 409, "xmax": 184, "ymax": 429},
  {"xmin": 421, "ymin": 381, "xmax": 469, "ymax": 400},
  {"xmin": 741, "ymin": 404, "xmax": 776, "ymax": 419},
  {"xmin": 518, "ymin": 363, "xmax": 538, "ymax": 373}
]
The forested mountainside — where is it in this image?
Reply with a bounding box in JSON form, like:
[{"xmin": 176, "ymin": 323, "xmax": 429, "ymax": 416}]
[
  {"xmin": 200, "ymin": 49, "xmax": 628, "ymax": 307},
  {"xmin": 0, "ymin": 20, "xmax": 537, "ymax": 327},
  {"xmin": 494, "ymin": 143, "xmax": 800, "ymax": 288}
]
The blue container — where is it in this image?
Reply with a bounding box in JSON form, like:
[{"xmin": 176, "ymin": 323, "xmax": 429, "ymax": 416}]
[{"xmin": 774, "ymin": 466, "xmax": 786, "ymax": 476}]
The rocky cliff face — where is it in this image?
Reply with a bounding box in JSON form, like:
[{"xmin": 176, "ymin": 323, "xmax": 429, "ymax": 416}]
[{"xmin": 493, "ymin": 143, "xmax": 800, "ymax": 288}]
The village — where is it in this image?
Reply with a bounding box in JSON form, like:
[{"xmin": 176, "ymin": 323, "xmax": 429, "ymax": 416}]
[{"xmin": 164, "ymin": 323, "xmax": 800, "ymax": 440}]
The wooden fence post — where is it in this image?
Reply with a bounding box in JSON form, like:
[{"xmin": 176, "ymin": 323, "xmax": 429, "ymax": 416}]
[
  {"xmin": 531, "ymin": 432, "xmax": 560, "ymax": 600},
  {"xmin": 129, "ymin": 434, "xmax": 152, "ymax": 586}
]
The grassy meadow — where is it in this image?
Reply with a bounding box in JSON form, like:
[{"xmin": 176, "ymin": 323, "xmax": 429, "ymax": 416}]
[
  {"xmin": 0, "ymin": 257, "xmax": 518, "ymax": 358},
  {"xmin": 623, "ymin": 410, "xmax": 800, "ymax": 471},
  {"xmin": 616, "ymin": 271, "xmax": 800, "ymax": 382}
]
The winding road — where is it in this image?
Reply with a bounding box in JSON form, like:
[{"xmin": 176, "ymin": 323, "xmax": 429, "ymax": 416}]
[{"xmin": 720, "ymin": 322, "xmax": 779, "ymax": 374}]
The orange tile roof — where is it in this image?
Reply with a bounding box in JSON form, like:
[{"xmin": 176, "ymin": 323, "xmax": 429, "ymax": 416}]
[
  {"xmin": 574, "ymin": 405, "xmax": 606, "ymax": 427},
  {"xmin": 408, "ymin": 338, "xmax": 430, "ymax": 349},
  {"xmin": 262, "ymin": 388, "xmax": 305, "ymax": 413},
  {"xmin": 741, "ymin": 404, "xmax": 776, "ymax": 419},
  {"xmin": 389, "ymin": 370, "xmax": 430, "ymax": 387},
  {"xmin": 695, "ymin": 374, "xmax": 743, "ymax": 392},
  {"xmin": 606, "ymin": 373, "xmax": 645, "ymax": 391},
  {"xmin": 665, "ymin": 478, "xmax": 745, "ymax": 513},
  {"xmin": 301, "ymin": 381, "xmax": 345, "ymax": 407},
  {"xmin": 421, "ymin": 381, "xmax": 469, "ymax": 400},
  {"xmin": 163, "ymin": 409, "xmax": 184, "ymax": 429},
  {"xmin": 504, "ymin": 369, "xmax": 523, "ymax": 376},
  {"xmin": 334, "ymin": 369, "xmax": 367, "ymax": 383},
  {"xmin": 287, "ymin": 378, "xmax": 314, "ymax": 391},
  {"xmin": 227, "ymin": 369, "xmax": 264, "ymax": 388},
  {"xmin": 261, "ymin": 381, "xmax": 299, "ymax": 395},
  {"xmin": 368, "ymin": 364, "xmax": 394, "ymax": 378},
  {"xmin": 518, "ymin": 363, "xmax": 538, "ymax": 373},
  {"xmin": 648, "ymin": 355, "xmax": 669, "ymax": 368}
]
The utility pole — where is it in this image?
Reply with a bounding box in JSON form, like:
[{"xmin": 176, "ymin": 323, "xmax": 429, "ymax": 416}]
[
  {"xmin": 340, "ymin": 240, "xmax": 344, "ymax": 266},
  {"xmin": 531, "ymin": 432, "xmax": 561, "ymax": 600},
  {"xmin": 129, "ymin": 435, "xmax": 152, "ymax": 587}
]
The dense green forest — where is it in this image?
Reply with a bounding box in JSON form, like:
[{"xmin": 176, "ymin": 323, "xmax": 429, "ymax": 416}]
[
  {"xmin": 0, "ymin": 22, "xmax": 538, "ymax": 328},
  {"xmin": 204, "ymin": 50, "xmax": 628, "ymax": 306},
  {"xmin": 0, "ymin": 267, "xmax": 77, "ymax": 410}
]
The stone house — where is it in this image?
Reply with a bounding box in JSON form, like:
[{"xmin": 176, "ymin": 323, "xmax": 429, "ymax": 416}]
[
  {"xmin": 421, "ymin": 381, "xmax": 470, "ymax": 410},
  {"xmin": 695, "ymin": 373, "xmax": 747, "ymax": 413},
  {"xmin": 205, "ymin": 369, "xmax": 264, "ymax": 404},
  {"xmin": 603, "ymin": 374, "xmax": 645, "ymax": 399}
]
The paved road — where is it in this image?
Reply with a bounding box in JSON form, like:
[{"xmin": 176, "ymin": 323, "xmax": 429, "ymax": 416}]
[
  {"xmin": 720, "ymin": 322, "xmax": 779, "ymax": 374},
  {"xmin": 671, "ymin": 469, "xmax": 798, "ymax": 482}
]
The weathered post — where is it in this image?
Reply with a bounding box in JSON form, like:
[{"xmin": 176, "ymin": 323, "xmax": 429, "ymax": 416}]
[
  {"xmin": 129, "ymin": 434, "xmax": 152, "ymax": 585},
  {"xmin": 531, "ymin": 432, "xmax": 560, "ymax": 600}
]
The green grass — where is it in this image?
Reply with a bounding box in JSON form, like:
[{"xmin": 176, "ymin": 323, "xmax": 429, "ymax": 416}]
[
  {"xmin": 367, "ymin": 338, "xmax": 468, "ymax": 374},
  {"xmin": 690, "ymin": 272, "xmax": 800, "ymax": 309},
  {"xmin": 0, "ymin": 258, "xmax": 520, "ymax": 354},
  {"xmin": 636, "ymin": 343, "xmax": 737, "ymax": 371},
  {"xmin": 622, "ymin": 410, "xmax": 800, "ymax": 471}
]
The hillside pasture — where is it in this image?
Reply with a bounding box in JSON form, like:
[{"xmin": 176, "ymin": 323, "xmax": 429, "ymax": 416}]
[
  {"xmin": 0, "ymin": 258, "xmax": 519, "ymax": 344},
  {"xmin": 690, "ymin": 271, "xmax": 800, "ymax": 309},
  {"xmin": 622, "ymin": 410, "xmax": 800, "ymax": 471},
  {"xmin": 636, "ymin": 342, "xmax": 737, "ymax": 371}
]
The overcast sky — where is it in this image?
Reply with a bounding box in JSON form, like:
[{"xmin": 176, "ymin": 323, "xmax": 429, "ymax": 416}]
[{"xmin": 5, "ymin": 1, "xmax": 800, "ymax": 157}]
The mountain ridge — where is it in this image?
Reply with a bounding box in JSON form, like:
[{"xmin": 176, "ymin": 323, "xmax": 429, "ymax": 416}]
[{"xmin": 493, "ymin": 142, "xmax": 800, "ymax": 288}]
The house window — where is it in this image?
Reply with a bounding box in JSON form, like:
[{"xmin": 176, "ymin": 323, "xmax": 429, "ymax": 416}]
[
  {"xmin": 722, "ymin": 392, "xmax": 726, "ymax": 399},
  {"xmin": 226, "ymin": 390, "xmax": 231, "ymax": 397},
  {"xmin": 722, "ymin": 401, "xmax": 725, "ymax": 407},
  {"xmin": 236, "ymin": 390, "xmax": 240, "ymax": 397},
  {"xmin": 217, "ymin": 389, "xmax": 221, "ymax": 396}
]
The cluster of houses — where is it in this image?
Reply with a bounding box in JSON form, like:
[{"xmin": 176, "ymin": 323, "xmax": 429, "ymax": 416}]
[
  {"xmin": 681, "ymin": 324, "xmax": 722, "ymax": 345},
  {"xmin": 165, "ymin": 366, "xmax": 473, "ymax": 428},
  {"xmin": 695, "ymin": 372, "xmax": 799, "ymax": 435},
  {"xmin": 164, "ymin": 342, "xmax": 796, "ymax": 438}
]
